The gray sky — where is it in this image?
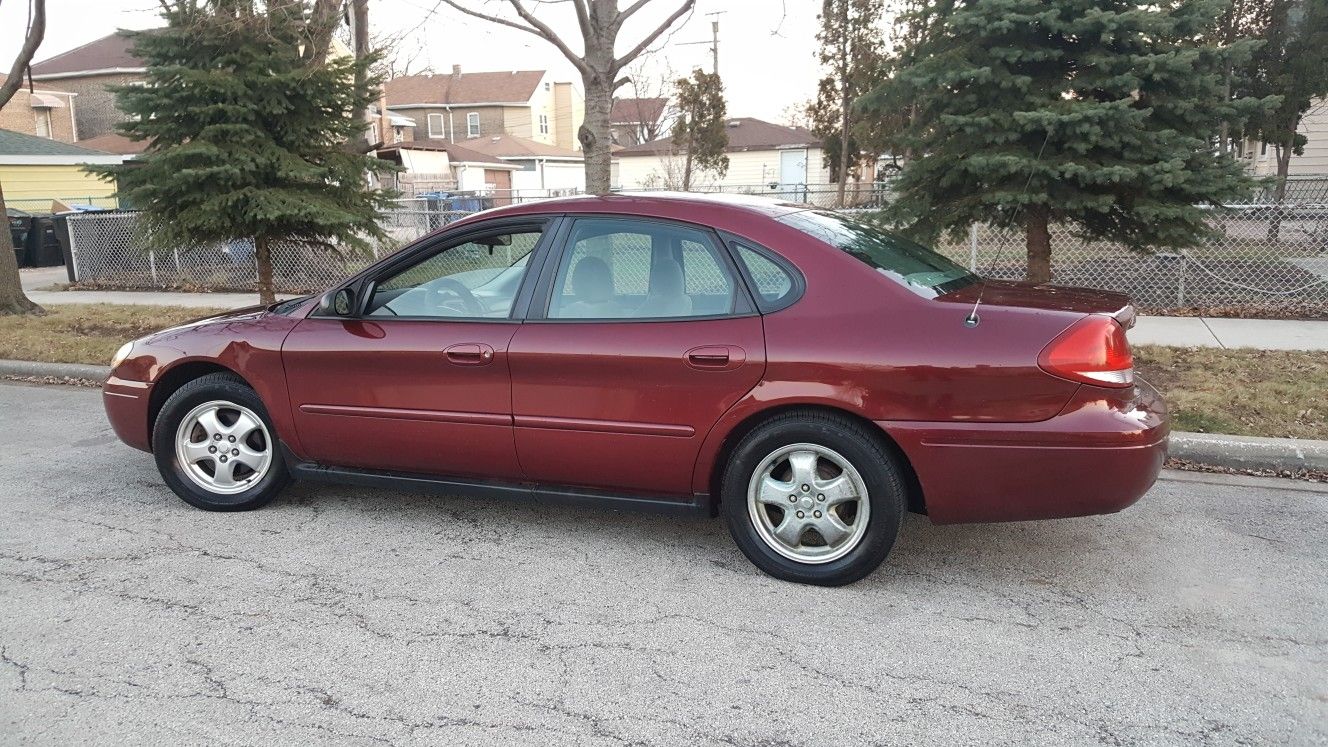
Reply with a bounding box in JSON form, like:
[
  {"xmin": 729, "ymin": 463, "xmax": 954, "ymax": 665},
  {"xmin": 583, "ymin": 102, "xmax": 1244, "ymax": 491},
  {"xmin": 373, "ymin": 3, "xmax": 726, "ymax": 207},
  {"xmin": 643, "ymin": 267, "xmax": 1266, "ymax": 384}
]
[{"xmin": 0, "ymin": 0, "xmax": 823, "ymax": 123}]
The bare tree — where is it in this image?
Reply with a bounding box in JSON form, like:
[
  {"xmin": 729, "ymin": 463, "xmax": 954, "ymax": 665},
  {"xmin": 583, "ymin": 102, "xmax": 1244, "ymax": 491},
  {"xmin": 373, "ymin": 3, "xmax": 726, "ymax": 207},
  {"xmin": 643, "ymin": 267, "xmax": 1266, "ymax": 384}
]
[
  {"xmin": 441, "ymin": 0, "xmax": 696, "ymax": 194},
  {"xmin": 0, "ymin": 0, "xmax": 48, "ymax": 315},
  {"xmin": 620, "ymin": 58, "xmax": 676, "ymax": 144}
]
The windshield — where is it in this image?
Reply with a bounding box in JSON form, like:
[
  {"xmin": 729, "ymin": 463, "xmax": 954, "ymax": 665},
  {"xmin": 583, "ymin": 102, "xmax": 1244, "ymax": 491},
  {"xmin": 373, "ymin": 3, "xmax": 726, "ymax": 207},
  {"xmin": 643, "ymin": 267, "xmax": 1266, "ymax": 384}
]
[{"xmin": 777, "ymin": 210, "xmax": 979, "ymax": 296}]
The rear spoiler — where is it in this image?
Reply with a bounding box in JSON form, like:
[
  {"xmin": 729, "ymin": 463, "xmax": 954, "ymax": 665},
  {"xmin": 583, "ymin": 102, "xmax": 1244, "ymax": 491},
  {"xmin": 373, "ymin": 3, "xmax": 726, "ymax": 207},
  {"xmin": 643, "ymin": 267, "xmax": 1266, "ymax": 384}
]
[{"xmin": 1111, "ymin": 303, "xmax": 1137, "ymax": 330}]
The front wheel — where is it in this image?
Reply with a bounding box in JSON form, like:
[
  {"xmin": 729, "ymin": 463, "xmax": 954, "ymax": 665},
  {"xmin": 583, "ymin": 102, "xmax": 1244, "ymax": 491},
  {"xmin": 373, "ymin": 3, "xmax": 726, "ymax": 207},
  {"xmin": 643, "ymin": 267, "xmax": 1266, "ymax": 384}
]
[
  {"xmin": 721, "ymin": 411, "xmax": 907, "ymax": 586},
  {"xmin": 152, "ymin": 372, "xmax": 289, "ymax": 511}
]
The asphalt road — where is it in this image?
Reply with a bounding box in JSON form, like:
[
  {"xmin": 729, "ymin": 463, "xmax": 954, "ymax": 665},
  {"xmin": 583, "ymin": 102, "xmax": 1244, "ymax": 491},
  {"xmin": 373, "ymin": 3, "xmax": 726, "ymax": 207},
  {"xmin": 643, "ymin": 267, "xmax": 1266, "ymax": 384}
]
[{"xmin": 1, "ymin": 383, "xmax": 1325, "ymax": 746}]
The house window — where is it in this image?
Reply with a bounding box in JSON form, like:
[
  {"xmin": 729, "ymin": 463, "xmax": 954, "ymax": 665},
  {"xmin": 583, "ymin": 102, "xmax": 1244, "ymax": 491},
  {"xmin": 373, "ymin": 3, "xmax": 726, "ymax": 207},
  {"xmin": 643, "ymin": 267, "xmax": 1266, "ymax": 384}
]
[
  {"xmin": 467, "ymin": 112, "xmax": 480, "ymax": 137},
  {"xmin": 427, "ymin": 113, "xmax": 445, "ymax": 139},
  {"xmin": 538, "ymin": 114, "xmax": 549, "ymax": 135},
  {"xmin": 34, "ymin": 109, "xmax": 52, "ymax": 139},
  {"xmin": 544, "ymin": 82, "xmax": 551, "ymax": 91}
]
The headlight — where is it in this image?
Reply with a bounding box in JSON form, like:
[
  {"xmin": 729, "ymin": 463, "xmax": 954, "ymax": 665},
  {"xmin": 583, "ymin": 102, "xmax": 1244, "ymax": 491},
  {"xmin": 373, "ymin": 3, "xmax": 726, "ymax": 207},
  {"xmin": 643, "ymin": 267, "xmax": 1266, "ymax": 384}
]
[{"xmin": 111, "ymin": 342, "xmax": 135, "ymax": 368}]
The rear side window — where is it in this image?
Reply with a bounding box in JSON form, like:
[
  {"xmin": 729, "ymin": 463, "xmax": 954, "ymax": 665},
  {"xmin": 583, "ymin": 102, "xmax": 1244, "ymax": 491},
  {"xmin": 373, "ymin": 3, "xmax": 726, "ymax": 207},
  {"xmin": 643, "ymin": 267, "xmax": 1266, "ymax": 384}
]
[{"xmin": 730, "ymin": 241, "xmax": 800, "ymax": 312}]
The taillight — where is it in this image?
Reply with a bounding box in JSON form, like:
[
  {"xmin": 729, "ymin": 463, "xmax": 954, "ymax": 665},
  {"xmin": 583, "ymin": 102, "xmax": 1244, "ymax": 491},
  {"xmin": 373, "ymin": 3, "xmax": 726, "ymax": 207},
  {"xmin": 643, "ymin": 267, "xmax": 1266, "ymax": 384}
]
[{"xmin": 1038, "ymin": 315, "xmax": 1134, "ymax": 388}]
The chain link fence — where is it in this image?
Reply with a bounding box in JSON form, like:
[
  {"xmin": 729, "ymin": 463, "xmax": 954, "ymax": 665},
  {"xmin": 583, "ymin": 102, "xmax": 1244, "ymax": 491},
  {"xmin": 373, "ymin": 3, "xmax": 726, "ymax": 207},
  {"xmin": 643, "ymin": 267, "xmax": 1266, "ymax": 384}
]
[
  {"xmin": 922, "ymin": 204, "xmax": 1328, "ymax": 315},
  {"xmin": 54, "ymin": 186, "xmax": 1328, "ymax": 315},
  {"xmin": 64, "ymin": 204, "xmax": 470, "ymax": 293}
]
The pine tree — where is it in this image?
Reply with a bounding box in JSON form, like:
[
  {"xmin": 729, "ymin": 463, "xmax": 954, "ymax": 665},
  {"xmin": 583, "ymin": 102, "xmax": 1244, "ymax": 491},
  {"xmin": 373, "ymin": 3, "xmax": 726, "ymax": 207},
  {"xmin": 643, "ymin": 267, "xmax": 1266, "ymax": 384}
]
[
  {"xmin": 92, "ymin": 0, "xmax": 395, "ymax": 304},
  {"xmin": 672, "ymin": 69, "xmax": 728, "ymax": 191},
  {"xmin": 867, "ymin": 0, "xmax": 1268, "ymax": 283}
]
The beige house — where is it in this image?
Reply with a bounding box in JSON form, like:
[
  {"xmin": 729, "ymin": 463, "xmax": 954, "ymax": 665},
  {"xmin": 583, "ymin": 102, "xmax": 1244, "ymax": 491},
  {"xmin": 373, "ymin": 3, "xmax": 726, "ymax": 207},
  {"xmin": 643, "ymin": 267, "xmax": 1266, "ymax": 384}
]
[
  {"xmin": 614, "ymin": 117, "xmax": 835, "ymax": 191},
  {"xmin": 456, "ymin": 134, "xmax": 584, "ymax": 192},
  {"xmin": 0, "ymin": 81, "xmax": 79, "ymax": 143},
  {"xmin": 384, "ymin": 67, "xmax": 584, "ymax": 152},
  {"xmin": 1240, "ymin": 101, "xmax": 1328, "ymax": 177}
]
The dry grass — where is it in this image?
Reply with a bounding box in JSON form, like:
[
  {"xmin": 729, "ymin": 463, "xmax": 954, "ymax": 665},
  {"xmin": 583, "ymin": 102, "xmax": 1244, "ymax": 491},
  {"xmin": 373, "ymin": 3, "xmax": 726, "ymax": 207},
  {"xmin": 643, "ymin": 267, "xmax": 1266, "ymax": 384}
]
[
  {"xmin": 0, "ymin": 304, "xmax": 227, "ymax": 366},
  {"xmin": 1134, "ymin": 345, "xmax": 1328, "ymax": 440}
]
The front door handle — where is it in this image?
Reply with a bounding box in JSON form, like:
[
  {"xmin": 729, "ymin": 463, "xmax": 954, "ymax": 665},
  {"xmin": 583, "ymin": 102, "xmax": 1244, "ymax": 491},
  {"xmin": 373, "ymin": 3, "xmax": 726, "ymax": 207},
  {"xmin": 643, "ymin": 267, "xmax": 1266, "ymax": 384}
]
[
  {"xmin": 444, "ymin": 343, "xmax": 495, "ymax": 366},
  {"xmin": 685, "ymin": 345, "xmax": 744, "ymax": 371}
]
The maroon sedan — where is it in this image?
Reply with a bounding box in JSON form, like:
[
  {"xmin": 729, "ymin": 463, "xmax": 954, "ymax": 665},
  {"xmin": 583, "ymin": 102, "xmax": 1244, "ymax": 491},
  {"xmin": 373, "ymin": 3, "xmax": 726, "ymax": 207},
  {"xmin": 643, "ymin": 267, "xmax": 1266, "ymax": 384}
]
[{"xmin": 103, "ymin": 193, "xmax": 1167, "ymax": 586}]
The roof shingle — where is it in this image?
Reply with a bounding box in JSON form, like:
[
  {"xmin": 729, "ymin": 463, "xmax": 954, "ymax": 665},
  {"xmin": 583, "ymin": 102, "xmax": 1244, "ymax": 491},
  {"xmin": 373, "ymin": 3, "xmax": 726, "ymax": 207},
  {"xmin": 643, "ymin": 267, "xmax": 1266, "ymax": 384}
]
[
  {"xmin": 458, "ymin": 134, "xmax": 582, "ymax": 160},
  {"xmin": 385, "ymin": 71, "xmax": 546, "ymax": 107},
  {"xmin": 0, "ymin": 128, "xmax": 114, "ymax": 157},
  {"xmin": 610, "ymin": 97, "xmax": 667, "ymax": 125},
  {"xmin": 30, "ymin": 33, "xmax": 144, "ymax": 77},
  {"xmin": 614, "ymin": 117, "xmax": 820, "ymax": 156}
]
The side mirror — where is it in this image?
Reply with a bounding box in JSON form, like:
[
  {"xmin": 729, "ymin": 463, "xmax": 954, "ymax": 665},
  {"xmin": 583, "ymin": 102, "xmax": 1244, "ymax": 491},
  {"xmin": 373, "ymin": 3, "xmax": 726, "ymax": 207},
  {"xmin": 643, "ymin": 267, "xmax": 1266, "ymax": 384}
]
[{"xmin": 320, "ymin": 286, "xmax": 357, "ymax": 317}]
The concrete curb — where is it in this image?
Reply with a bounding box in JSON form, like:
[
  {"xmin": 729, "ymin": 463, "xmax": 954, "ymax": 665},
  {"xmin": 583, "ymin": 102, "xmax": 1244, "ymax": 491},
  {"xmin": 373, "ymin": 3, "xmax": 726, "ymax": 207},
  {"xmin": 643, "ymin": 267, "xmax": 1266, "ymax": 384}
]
[
  {"xmin": 1, "ymin": 359, "xmax": 1325, "ymax": 474},
  {"xmin": 1169, "ymin": 431, "xmax": 1328, "ymax": 473},
  {"xmin": 0, "ymin": 359, "xmax": 109, "ymax": 381}
]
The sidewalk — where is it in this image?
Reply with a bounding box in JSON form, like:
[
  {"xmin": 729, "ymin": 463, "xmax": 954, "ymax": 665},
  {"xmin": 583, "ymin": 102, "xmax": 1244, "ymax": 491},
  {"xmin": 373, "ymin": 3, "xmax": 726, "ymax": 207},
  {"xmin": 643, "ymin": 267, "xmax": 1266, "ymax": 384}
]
[
  {"xmin": 19, "ymin": 267, "xmax": 297, "ymax": 309},
  {"xmin": 18, "ymin": 267, "xmax": 1328, "ymax": 351}
]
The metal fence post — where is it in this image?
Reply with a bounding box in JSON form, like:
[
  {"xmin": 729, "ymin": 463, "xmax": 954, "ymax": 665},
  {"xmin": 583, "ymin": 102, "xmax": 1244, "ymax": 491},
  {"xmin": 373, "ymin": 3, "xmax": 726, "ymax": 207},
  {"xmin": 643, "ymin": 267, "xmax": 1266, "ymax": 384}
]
[
  {"xmin": 969, "ymin": 224, "xmax": 978, "ymax": 271},
  {"xmin": 66, "ymin": 215, "xmax": 82, "ymax": 282}
]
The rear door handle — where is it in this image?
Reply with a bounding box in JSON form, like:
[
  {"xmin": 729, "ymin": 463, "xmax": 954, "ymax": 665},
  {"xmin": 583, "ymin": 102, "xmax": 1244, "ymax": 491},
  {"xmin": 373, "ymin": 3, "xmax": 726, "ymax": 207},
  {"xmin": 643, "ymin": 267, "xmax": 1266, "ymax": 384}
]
[
  {"xmin": 685, "ymin": 345, "xmax": 744, "ymax": 371},
  {"xmin": 444, "ymin": 343, "xmax": 495, "ymax": 366}
]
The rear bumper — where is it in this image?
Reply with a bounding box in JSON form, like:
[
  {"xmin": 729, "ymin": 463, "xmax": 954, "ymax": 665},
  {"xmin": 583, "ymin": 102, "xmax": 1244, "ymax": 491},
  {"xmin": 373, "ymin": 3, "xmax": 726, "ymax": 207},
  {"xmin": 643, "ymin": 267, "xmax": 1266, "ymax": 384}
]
[
  {"xmin": 882, "ymin": 380, "xmax": 1169, "ymax": 524},
  {"xmin": 103, "ymin": 376, "xmax": 153, "ymax": 453}
]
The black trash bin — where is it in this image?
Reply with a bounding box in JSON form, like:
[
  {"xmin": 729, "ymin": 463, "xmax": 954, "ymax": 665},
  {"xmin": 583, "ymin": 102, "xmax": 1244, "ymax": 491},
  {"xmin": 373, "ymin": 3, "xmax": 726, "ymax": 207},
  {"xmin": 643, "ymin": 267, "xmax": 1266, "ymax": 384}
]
[
  {"xmin": 6, "ymin": 208, "xmax": 32, "ymax": 267},
  {"xmin": 26, "ymin": 216, "xmax": 64, "ymax": 267}
]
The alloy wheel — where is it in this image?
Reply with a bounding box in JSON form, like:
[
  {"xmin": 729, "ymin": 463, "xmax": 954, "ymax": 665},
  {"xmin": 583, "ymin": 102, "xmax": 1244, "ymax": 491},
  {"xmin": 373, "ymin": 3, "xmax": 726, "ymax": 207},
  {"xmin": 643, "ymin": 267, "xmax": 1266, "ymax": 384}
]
[
  {"xmin": 173, "ymin": 400, "xmax": 273, "ymax": 495},
  {"xmin": 746, "ymin": 443, "xmax": 871, "ymax": 564}
]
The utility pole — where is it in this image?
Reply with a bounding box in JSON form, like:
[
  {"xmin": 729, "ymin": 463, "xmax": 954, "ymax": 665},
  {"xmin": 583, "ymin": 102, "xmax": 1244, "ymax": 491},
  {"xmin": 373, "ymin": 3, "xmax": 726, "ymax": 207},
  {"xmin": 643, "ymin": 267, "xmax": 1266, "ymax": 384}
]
[
  {"xmin": 680, "ymin": 11, "xmax": 724, "ymax": 76},
  {"xmin": 708, "ymin": 12, "xmax": 720, "ymax": 75}
]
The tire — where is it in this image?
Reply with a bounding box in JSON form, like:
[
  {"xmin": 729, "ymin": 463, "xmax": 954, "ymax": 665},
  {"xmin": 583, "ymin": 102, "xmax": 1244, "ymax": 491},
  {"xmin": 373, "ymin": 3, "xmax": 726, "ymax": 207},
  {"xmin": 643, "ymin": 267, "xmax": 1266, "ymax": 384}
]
[
  {"xmin": 151, "ymin": 372, "xmax": 289, "ymax": 512},
  {"xmin": 720, "ymin": 410, "xmax": 906, "ymax": 586}
]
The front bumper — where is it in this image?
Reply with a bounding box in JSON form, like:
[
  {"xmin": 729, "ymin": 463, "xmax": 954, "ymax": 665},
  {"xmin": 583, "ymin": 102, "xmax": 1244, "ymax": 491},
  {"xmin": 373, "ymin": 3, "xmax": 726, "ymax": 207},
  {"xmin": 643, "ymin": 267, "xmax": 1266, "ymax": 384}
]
[
  {"xmin": 882, "ymin": 380, "xmax": 1169, "ymax": 524},
  {"xmin": 103, "ymin": 376, "xmax": 153, "ymax": 452}
]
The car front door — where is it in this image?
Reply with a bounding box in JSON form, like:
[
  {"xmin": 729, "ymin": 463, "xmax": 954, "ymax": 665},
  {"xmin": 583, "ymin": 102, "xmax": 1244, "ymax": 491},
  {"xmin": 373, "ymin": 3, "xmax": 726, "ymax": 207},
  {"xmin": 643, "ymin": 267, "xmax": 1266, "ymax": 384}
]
[
  {"xmin": 282, "ymin": 219, "xmax": 555, "ymax": 479},
  {"xmin": 508, "ymin": 216, "xmax": 766, "ymax": 498}
]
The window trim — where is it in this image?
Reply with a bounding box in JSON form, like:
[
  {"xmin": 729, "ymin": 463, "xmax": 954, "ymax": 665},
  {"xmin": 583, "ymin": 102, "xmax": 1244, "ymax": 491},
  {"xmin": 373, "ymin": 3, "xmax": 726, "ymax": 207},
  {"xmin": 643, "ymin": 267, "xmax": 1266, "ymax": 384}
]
[
  {"xmin": 526, "ymin": 215, "xmax": 757, "ymax": 324},
  {"xmin": 427, "ymin": 112, "xmax": 445, "ymax": 139},
  {"xmin": 466, "ymin": 112, "xmax": 480, "ymax": 137},
  {"xmin": 717, "ymin": 231, "xmax": 806, "ymax": 314},
  {"xmin": 538, "ymin": 113, "xmax": 549, "ymax": 135},
  {"xmin": 310, "ymin": 216, "xmax": 561, "ymax": 323}
]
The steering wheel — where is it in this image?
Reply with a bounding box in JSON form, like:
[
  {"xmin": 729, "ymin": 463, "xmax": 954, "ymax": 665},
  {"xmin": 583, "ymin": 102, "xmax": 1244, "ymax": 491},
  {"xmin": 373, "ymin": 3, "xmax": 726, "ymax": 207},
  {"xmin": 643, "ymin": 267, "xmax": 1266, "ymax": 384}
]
[{"xmin": 431, "ymin": 277, "xmax": 486, "ymax": 316}]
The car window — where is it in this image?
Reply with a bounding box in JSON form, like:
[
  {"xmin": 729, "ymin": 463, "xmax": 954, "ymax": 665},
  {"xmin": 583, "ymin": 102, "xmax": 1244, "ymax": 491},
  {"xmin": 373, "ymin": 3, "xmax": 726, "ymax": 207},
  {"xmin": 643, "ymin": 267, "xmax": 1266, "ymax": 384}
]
[
  {"xmin": 777, "ymin": 210, "xmax": 978, "ymax": 296},
  {"xmin": 366, "ymin": 230, "xmax": 541, "ymax": 318},
  {"xmin": 733, "ymin": 243, "xmax": 796, "ymax": 307},
  {"xmin": 547, "ymin": 218, "xmax": 736, "ymax": 320}
]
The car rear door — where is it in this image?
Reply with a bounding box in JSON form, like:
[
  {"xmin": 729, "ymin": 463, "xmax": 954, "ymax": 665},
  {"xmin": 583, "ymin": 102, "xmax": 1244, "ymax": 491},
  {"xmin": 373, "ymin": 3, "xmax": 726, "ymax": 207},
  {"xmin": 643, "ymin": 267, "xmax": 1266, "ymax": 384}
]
[
  {"xmin": 282, "ymin": 218, "xmax": 556, "ymax": 479},
  {"xmin": 507, "ymin": 216, "xmax": 766, "ymax": 498}
]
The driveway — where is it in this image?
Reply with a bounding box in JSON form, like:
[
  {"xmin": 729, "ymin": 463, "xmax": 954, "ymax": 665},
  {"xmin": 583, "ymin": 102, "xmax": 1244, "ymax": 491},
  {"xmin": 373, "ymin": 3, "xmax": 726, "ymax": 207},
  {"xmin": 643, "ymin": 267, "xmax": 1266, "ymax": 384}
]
[{"xmin": 1, "ymin": 383, "xmax": 1325, "ymax": 745}]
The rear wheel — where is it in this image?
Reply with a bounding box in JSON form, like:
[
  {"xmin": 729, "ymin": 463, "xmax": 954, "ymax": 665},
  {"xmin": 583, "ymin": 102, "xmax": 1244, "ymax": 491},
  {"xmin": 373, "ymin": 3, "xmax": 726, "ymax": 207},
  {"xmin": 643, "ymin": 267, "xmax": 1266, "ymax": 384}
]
[
  {"xmin": 721, "ymin": 411, "xmax": 906, "ymax": 586},
  {"xmin": 152, "ymin": 372, "xmax": 289, "ymax": 511}
]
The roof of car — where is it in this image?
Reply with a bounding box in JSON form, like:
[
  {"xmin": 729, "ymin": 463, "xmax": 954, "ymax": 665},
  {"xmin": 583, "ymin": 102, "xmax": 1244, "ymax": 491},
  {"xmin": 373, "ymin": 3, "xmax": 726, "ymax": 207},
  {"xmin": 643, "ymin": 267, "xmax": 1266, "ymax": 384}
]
[{"xmin": 470, "ymin": 191, "xmax": 812, "ymax": 226}]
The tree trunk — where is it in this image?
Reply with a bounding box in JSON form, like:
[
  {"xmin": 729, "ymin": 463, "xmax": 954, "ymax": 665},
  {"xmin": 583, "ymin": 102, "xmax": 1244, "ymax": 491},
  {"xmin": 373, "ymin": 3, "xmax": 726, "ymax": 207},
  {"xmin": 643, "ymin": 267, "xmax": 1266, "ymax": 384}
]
[
  {"xmin": 0, "ymin": 181, "xmax": 44, "ymax": 315},
  {"xmin": 1025, "ymin": 206, "xmax": 1052, "ymax": 284},
  {"xmin": 1218, "ymin": 62, "xmax": 1231, "ymax": 155},
  {"xmin": 1268, "ymin": 128, "xmax": 1295, "ymax": 242},
  {"xmin": 682, "ymin": 137, "xmax": 694, "ymax": 191},
  {"xmin": 580, "ymin": 70, "xmax": 614, "ymax": 195},
  {"xmin": 837, "ymin": 92, "xmax": 851, "ymax": 208},
  {"xmin": 254, "ymin": 235, "xmax": 275, "ymax": 305}
]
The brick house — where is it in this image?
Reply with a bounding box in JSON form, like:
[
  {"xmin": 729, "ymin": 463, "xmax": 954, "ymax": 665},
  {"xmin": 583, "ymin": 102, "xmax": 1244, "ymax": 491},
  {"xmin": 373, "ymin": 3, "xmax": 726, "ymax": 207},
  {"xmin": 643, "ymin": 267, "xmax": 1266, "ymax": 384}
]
[
  {"xmin": 384, "ymin": 66, "xmax": 585, "ymax": 153},
  {"xmin": 0, "ymin": 81, "xmax": 79, "ymax": 143},
  {"xmin": 28, "ymin": 33, "xmax": 146, "ymax": 142}
]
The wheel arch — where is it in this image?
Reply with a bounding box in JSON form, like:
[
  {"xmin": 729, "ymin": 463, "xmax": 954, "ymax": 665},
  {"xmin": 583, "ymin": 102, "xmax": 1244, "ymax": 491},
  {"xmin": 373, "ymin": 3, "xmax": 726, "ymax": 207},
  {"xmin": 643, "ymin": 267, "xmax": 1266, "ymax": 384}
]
[
  {"xmin": 699, "ymin": 401, "xmax": 926, "ymax": 516},
  {"xmin": 147, "ymin": 360, "xmax": 250, "ymax": 443}
]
